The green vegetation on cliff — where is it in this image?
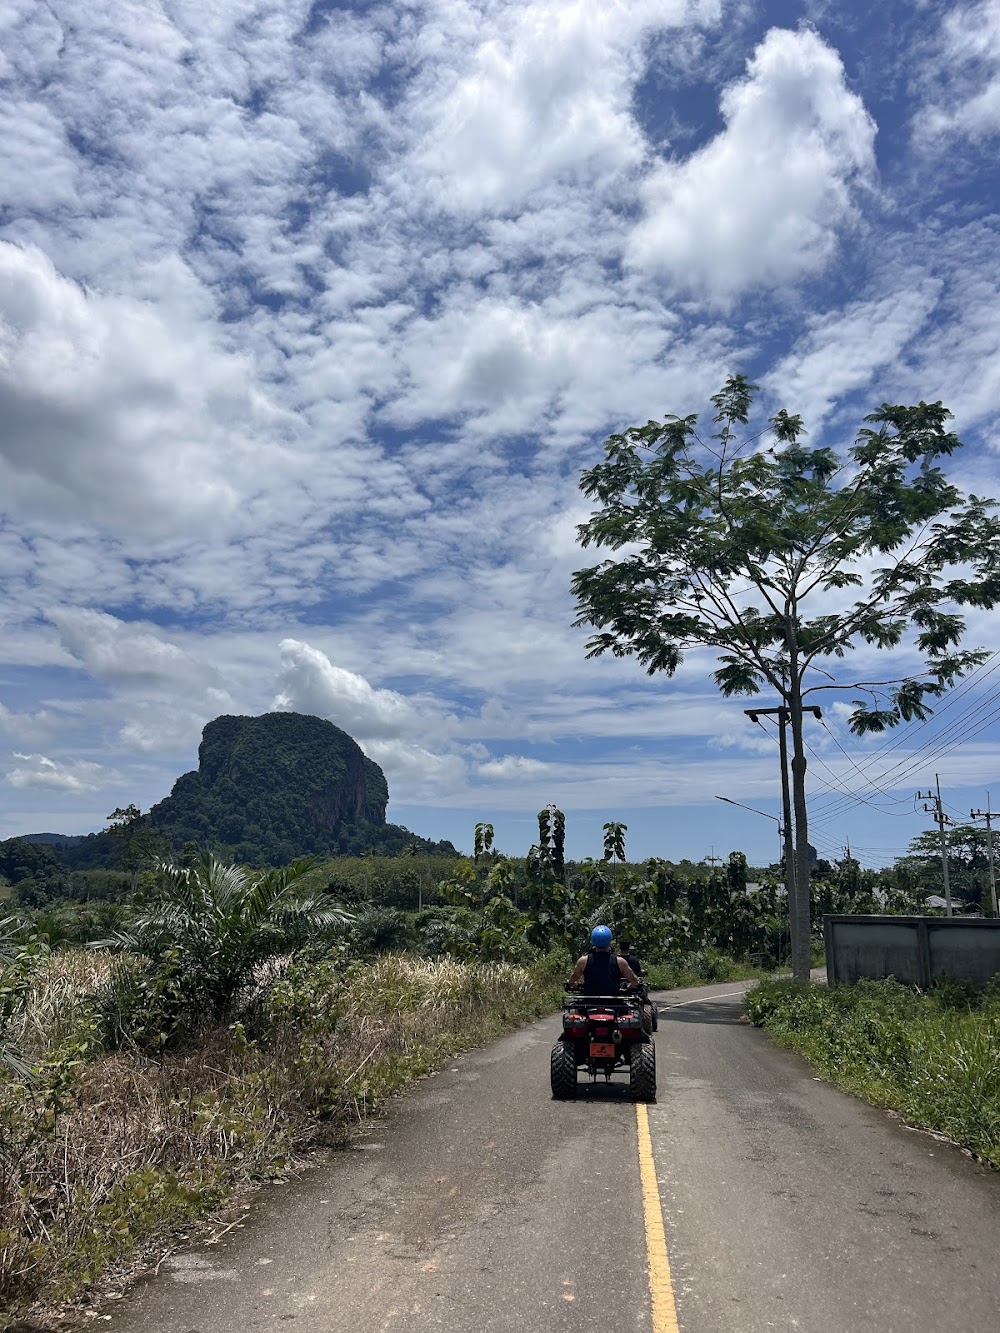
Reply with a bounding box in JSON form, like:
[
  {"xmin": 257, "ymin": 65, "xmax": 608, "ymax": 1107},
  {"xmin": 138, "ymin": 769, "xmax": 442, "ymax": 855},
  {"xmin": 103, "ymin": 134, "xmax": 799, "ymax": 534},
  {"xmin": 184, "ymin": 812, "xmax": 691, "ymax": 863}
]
[
  {"xmin": 13, "ymin": 713, "xmax": 456, "ymax": 875},
  {"xmin": 147, "ymin": 712, "xmax": 396, "ymax": 864}
]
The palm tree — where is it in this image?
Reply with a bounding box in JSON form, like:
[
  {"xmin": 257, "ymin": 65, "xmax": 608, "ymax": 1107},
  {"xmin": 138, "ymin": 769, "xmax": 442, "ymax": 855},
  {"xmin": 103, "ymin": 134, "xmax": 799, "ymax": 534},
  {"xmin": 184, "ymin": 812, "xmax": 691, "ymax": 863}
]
[{"xmin": 118, "ymin": 853, "xmax": 353, "ymax": 1019}]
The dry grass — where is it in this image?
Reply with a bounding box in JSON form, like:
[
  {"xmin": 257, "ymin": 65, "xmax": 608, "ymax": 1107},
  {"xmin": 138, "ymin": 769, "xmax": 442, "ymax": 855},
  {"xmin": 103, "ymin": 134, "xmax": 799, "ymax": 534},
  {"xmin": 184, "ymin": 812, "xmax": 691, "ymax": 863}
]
[{"xmin": 0, "ymin": 951, "xmax": 560, "ymax": 1324}]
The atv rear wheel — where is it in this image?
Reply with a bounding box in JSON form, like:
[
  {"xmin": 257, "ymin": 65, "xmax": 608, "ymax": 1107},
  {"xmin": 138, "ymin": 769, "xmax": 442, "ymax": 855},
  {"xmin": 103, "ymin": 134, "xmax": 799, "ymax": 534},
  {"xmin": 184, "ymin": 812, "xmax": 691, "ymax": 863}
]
[
  {"xmin": 630, "ymin": 1041, "xmax": 656, "ymax": 1102},
  {"xmin": 550, "ymin": 1041, "xmax": 578, "ymax": 1099}
]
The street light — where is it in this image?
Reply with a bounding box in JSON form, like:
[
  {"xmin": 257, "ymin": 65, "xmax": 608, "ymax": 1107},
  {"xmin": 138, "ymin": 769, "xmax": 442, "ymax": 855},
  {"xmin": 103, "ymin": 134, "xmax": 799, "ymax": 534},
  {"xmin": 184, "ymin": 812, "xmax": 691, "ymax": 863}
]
[{"xmin": 715, "ymin": 795, "xmax": 780, "ymax": 826}]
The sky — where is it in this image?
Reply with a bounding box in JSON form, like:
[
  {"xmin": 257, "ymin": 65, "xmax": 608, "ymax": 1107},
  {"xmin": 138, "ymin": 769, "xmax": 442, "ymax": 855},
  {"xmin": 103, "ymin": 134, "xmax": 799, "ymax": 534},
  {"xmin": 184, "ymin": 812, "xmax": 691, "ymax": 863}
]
[{"xmin": 2, "ymin": 0, "xmax": 1000, "ymax": 871}]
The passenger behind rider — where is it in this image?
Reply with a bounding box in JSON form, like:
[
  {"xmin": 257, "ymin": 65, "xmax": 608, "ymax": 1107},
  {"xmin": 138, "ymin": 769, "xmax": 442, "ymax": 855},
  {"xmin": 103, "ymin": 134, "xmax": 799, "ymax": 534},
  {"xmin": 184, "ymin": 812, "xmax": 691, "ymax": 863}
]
[
  {"xmin": 617, "ymin": 937, "xmax": 644, "ymax": 980},
  {"xmin": 567, "ymin": 925, "xmax": 639, "ymax": 996}
]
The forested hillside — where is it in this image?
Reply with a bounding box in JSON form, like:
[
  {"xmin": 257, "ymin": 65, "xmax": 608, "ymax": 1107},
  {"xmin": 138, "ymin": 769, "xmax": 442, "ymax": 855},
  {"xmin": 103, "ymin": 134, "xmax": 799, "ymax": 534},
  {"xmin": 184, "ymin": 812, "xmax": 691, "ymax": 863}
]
[
  {"xmin": 9, "ymin": 713, "xmax": 456, "ymax": 876},
  {"xmin": 146, "ymin": 711, "xmax": 395, "ymax": 864}
]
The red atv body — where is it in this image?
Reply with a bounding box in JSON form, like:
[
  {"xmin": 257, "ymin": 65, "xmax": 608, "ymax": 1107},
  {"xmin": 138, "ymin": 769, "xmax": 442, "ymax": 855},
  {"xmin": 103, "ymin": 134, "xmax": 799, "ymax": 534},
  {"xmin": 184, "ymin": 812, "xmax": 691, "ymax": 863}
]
[{"xmin": 550, "ymin": 989, "xmax": 656, "ymax": 1101}]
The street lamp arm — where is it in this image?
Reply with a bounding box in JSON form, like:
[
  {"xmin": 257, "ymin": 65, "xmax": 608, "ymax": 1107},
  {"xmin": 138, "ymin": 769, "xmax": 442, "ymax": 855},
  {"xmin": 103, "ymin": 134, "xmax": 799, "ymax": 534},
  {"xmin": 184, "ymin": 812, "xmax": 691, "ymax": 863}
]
[{"xmin": 715, "ymin": 795, "xmax": 780, "ymax": 823}]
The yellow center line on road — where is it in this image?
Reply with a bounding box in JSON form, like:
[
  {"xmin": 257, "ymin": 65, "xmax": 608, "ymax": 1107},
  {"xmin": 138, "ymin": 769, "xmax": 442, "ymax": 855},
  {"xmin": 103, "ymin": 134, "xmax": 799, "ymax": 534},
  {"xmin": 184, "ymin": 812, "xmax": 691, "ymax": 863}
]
[
  {"xmin": 633, "ymin": 985, "xmax": 749, "ymax": 1330},
  {"xmin": 635, "ymin": 1102, "xmax": 680, "ymax": 1333}
]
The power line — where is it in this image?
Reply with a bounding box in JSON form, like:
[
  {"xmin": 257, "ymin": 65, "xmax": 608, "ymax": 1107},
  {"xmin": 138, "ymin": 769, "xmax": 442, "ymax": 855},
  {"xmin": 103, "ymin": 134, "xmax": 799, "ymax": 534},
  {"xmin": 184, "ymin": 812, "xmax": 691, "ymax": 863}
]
[
  {"xmin": 808, "ymin": 653, "xmax": 1000, "ymax": 796},
  {"xmin": 817, "ymin": 718, "xmax": 915, "ymax": 804},
  {"xmin": 745, "ymin": 716, "xmax": 898, "ymax": 865},
  {"xmin": 755, "ymin": 713, "xmax": 914, "ymax": 818},
  {"xmin": 807, "ymin": 654, "xmax": 1000, "ymax": 823},
  {"xmin": 808, "ymin": 686, "xmax": 1000, "ymax": 829}
]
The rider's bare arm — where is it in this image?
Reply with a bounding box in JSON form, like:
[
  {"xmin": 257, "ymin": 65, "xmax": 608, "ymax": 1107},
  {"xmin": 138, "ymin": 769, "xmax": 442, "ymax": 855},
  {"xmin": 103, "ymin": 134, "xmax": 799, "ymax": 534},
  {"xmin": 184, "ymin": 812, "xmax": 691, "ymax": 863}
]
[{"xmin": 567, "ymin": 955, "xmax": 588, "ymax": 984}]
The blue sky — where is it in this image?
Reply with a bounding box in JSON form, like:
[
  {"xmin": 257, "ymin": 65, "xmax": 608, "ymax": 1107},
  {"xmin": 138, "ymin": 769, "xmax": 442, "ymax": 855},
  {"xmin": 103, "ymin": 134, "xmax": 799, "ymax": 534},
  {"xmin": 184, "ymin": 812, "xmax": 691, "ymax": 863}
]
[{"xmin": 2, "ymin": 0, "xmax": 1000, "ymax": 870}]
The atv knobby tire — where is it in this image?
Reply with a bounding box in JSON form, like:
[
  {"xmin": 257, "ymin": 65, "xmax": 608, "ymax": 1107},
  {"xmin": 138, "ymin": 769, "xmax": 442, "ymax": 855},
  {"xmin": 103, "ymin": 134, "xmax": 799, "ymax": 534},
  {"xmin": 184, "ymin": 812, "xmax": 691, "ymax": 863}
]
[
  {"xmin": 550, "ymin": 1041, "xmax": 578, "ymax": 1099},
  {"xmin": 630, "ymin": 1041, "xmax": 656, "ymax": 1102},
  {"xmin": 641, "ymin": 1003, "xmax": 655, "ymax": 1035}
]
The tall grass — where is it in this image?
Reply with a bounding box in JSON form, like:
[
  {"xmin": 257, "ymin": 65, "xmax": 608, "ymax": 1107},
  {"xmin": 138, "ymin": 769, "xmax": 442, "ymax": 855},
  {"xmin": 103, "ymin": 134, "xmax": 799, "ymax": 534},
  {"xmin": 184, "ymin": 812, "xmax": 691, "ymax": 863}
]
[
  {"xmin": 747, "ymin": 978, "xmax": 1000, "ymax": 1168},
  {"xmin": 0, "ymin": 951, "xmax": 562, "ymax": 1323}
]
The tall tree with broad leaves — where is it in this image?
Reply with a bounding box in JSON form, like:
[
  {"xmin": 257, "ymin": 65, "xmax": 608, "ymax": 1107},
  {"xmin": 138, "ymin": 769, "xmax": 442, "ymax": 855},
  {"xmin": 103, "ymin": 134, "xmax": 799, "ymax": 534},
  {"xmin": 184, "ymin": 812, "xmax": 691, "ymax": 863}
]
[
  {"xmin": 529, "ymin": 805, "xmax": 566, "ymax": 883},
  {"xmin": 573, "ymin": 375, "xmax": 1000, "ymax": 981},
  {"xmin": 474, "ymin": 822, "xmax": 495, "ymax": 862},
  {"xmin": 602, "ymin": 821, "xmax": 627, "ymax": 885},
  {"xmin": 106, "ymin": 805, "xmax": 168, "ymax": 892}
]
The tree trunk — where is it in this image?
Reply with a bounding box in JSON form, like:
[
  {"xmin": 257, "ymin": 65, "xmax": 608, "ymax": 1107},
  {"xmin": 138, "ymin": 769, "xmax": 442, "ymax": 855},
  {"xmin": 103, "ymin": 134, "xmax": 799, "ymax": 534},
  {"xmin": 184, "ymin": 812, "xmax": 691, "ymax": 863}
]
[{"xmin": 788, "ymin": 689, "xmax": 812, "ymax": 984}]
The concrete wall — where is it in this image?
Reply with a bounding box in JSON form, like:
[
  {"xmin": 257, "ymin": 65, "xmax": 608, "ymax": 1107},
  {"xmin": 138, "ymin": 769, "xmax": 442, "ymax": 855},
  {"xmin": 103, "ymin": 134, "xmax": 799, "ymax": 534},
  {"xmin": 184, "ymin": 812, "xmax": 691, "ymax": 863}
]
[{"xmin": 824, "ymin": 915, "xmax": 1000, "ymax": 988}]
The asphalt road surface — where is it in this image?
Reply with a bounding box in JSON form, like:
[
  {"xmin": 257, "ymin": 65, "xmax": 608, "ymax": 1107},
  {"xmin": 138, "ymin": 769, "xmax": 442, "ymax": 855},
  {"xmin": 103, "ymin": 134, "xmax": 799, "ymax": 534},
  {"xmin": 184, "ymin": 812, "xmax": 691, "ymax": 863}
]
[{"xmin": 105, "ymin": 981, "xmax": 1000, "ymax": 1333}]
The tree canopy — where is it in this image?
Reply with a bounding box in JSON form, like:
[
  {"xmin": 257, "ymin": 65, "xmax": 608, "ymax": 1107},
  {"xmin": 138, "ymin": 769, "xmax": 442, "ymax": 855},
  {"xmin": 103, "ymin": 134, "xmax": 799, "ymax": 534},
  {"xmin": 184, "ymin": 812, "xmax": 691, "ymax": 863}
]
[{"xmin": 572, "ymin": 375, "xmax": 1000, "ymax": 979}]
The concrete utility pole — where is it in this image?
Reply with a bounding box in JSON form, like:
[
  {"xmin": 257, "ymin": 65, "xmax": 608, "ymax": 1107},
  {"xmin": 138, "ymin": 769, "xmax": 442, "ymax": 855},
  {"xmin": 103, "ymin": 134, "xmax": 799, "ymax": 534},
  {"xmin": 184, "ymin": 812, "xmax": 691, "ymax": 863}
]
[
  {"xmin": 917, "ymin": 774, "xmax": 953, "ymax": 916},
  {"xmin": 744, "ymin": 704, "xmax": 822, "ymax": 983},
  {"xmin": 970, "ymin": 793, "xmax": 999, "ymax": 918}
]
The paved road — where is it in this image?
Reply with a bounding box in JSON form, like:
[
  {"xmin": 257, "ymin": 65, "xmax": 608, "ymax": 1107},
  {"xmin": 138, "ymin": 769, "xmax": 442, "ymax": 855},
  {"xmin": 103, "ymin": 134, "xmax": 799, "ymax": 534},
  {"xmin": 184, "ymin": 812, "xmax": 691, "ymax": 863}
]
[{"xmin": 106, "ymin": 982, "xmax": 1000, "ymax": 1333}]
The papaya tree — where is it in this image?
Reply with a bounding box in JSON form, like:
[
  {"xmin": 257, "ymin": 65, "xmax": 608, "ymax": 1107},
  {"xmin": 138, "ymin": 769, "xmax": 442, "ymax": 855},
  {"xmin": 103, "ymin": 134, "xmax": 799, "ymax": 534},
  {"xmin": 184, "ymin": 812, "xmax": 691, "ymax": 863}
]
[{"xmin": 573, "ymin": 376, "xmax": 1000, "ymax": 981}]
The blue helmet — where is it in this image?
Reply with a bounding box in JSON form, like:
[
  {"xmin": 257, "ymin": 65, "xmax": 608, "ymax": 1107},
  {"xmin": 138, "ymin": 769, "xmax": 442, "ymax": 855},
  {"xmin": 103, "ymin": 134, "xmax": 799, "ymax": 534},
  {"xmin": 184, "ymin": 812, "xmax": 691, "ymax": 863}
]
[{"xmin": 591, "ymin": 925, "xmax": 613, "ymax": 948}]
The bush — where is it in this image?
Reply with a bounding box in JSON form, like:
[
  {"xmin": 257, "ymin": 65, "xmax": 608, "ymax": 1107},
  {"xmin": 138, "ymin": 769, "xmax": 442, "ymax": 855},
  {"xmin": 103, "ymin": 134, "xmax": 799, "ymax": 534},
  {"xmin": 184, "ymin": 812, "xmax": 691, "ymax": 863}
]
[
  {"xmin": 351, "ymin": 906, "xmax": 416, "ymax": 955},
  {"xmin": 645, "ymin": 949, "xmax": 765, "ymax": 990}
]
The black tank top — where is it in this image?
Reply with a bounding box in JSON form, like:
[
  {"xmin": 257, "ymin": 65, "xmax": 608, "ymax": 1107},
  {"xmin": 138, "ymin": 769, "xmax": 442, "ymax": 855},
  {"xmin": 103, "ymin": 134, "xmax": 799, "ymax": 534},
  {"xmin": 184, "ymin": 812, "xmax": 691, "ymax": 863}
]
[{"xmin": 583, "ymin": 950, "xmax": 621, "ymax": 996}]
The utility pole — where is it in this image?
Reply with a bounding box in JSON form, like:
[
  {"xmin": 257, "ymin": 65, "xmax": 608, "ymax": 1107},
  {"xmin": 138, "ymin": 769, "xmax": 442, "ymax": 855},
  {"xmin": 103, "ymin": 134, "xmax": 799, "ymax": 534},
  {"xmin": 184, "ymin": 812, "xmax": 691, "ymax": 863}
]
[
  {"xmin": 745, "ymin": 704, "xmax": 822, "ymax": 983},
  {"xmin": 703, "ymin": 848, "xmax": 722, "ymax": 869},
  {"xmin": 970, "ymin": 793, "xmax": 999, "ymax": 918},
  {"xmin": 917, "ymin": 775, "xmax": 953, "ymax": 916}
]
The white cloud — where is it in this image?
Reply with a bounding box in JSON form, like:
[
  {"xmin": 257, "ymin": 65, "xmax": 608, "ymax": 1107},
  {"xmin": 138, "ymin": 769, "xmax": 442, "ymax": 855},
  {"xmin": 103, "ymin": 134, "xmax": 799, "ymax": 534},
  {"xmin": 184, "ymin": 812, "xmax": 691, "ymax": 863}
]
[
  {"xmin": 272, "ymin": 638, "xmax": 422, "ymax": 740},
  {"xmin": 0, "ymin": 702, "xmax": 59, "ymax": 747},
  {"xmin": 0, "ymin": 243, "xmax": 296, "ymax": 537},
  {"xmin": 0, "ymin": 99, "xmax": 80, "ymax": 213},
  {"xmin": 7, "ymin": 752, "xmax": 111, "ymax": 792},
  {"xmin": 764, "ymin": 281, "xmax": 940, "ymax": 426},
  {"xmin": 402, "ymin": 0, "xmax": 722, "ymax": 214},
  {"xmin": 902, "ymin": 227, "xmax": 1000, "ymax": 434},
  {"xmin": 49, "ymin": 608, "xmax": 223, "ymax": 691},
  {"xmin": 271, "ymin": 639, "xmax": 474, "ymax": 802},
  {"xmin": 364, "ymin": 739, "xmax": 469, "ymax": 802},
  {"xmin": 627, "ymin": 27, "xmax": 876, "ymax": 299},
  {"xmin": 477, "ymin": 754, "xmax": 552, "ymax": 779},
  {"xmin": 385, "ymin": 288, "xmax": 731, "ymax": 444},
  {"xmin": 915, "ymin": 0, "xmax": 1000, "ymax": 143}
]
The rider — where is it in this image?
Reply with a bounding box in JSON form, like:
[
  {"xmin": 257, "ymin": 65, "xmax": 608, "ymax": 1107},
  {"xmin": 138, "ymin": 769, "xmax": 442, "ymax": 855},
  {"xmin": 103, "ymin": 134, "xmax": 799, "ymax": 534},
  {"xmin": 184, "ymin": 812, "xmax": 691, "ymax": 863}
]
[{"xmin": 567, "ymin": 925, "xmax": 639, "ymax": 995}]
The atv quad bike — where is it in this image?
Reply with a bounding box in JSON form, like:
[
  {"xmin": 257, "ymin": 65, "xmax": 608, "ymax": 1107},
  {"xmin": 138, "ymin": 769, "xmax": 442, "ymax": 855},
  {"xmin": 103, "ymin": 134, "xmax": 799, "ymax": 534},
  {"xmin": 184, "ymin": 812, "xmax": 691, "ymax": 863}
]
[
  {"xmin": 635, "ymin": 980, "xmax": 658, "ymax": 1033},
  {"xmin": 550, "ymin": 987, "xmax": 656, "ymax": 1102}
]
